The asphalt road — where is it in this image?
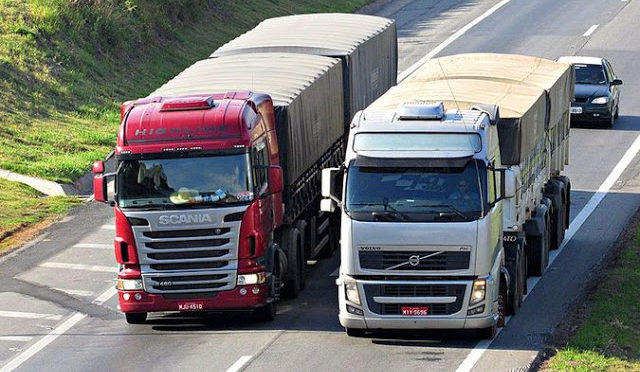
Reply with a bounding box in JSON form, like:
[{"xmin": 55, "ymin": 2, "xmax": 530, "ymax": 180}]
[{"xmin": 2, "ymin": 0, "xmax": 640, "ymax": 371}]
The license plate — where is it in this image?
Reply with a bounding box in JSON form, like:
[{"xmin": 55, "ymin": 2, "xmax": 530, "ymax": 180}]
[
  {"xmin": 401, "ymin": 306, "xmax": 429, "ymax": 316},
  {"xmin": 177, "ymin": 301, "xmax": 204, "ymax": 311},
  {"xmin": 570, "ymin": 106, "xmax": 582, "ymax": 114}
]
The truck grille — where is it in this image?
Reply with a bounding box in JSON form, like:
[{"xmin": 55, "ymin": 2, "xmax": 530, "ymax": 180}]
[
  {"xmin": 359, "ymin": 251, "xmax": 470, "ymax": 271},
  {"xmin": 142, "ymin": 271, "xmax": 235, "ymax": 294},
  {"xmin": 130, "ymin": 212, "xmax": 243, "ymax": 294},
  {"xmin": 363, "ymin": 284, "xmax": 466, "ymax": 316}
]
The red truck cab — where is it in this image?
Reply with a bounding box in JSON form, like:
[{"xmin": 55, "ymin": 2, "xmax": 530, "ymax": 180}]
[{"xmin": 94, "ymin": 92, "xmax": 286, "ymax": 323}]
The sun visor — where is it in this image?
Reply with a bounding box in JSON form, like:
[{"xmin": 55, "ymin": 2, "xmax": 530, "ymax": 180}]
[{"xmin": 354, "ymin": 155, "xmax": 474, "ymax": 168}]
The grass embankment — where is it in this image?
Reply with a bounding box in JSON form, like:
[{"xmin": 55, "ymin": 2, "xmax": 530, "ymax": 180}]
[
  {"xmin": 0, "ymin": 179, "xmax": 82, "ymax": 254},
  {"xmin": 0, "ymin": 0, "xmax": 369, "ymax": 250},
  {"xmin": 546, "ymin": 229, "xmax": 640, "ymax": 371}
]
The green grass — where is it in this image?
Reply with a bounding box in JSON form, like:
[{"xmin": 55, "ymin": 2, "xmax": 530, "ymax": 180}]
[
  {"xmin": 0, "ymin": 179, "xmax": 82, "ymax": 252},
  {"xmin": 0, "ymin": 0, "xmax": 370, "ymax": 183},
  {"xmin": 547, "ymin": 229, "xmax": 640, "ymax": 371}
]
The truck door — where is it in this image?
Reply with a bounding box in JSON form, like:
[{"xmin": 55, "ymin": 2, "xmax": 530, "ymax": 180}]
[{"xmin": 253, "ymin": 140, "xmax": 274, "ymax": 232}]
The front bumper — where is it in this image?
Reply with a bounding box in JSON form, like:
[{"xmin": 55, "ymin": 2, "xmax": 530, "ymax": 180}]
[
  {"xmin": 571, "ymin": 103, "xmax": 613, "ymax": 123},
  {"xmin": 338, "ymin": 277, "xmax": 499, "ymax": 330},
  {"xmin": 118, "ymin": 283, "xmax": 268, "ymax": 313}
]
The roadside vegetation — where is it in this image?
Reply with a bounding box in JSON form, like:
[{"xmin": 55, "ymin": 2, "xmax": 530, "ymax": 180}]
[
  {"xmin": 546, "ymin": 228, "xmax": 640, "ymax": 371},
  {"xmin": 0, "ymin": 0, "xmax": 369, "ymax": 250},
  {"xmin": 0, "ymin": 179, "xmax": 82, "ymax": 254}
]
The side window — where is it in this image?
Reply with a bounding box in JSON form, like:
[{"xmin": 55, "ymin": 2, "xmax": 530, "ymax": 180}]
[
  {"xmin": 603, "ymin": 62, "xmax": 613, "ymax": 82},
  {"xmin": 606, "ymin": 61, "xmax": 616, "ymax": 80},
  {"xmin": 252, "ymin": 141, "xmax": 269, "ymax": 195}
]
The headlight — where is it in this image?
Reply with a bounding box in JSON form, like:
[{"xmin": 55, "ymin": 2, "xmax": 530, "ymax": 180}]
[
  {"xmin": 469, "ymin": 279, "xmax": 486, "ymax": 306},
  {"xmin": 345, "ymin": 280, "xmax": 361, "ymax": 305},
  {"xmin": 116, "ymin": 278, "xmax": 143, "ymax": 290},
  {"xmin": 237, "ymin": 272, "xmax": 266, "ymax": 285},
  {"xmin": 591, "ymin": 96, "xmax": 609, "ymax": 104}
]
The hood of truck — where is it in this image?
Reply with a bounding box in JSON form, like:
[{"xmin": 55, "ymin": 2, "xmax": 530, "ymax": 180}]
[{"xmin": 343, "ymin": 219, "xmax": 478, "ymax": 276}]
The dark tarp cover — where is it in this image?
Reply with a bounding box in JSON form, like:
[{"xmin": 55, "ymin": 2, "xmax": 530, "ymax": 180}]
[
  {"xmin": 150, "ymin": 53, "xmax": 345, "ymax": 187},
  {"xmin": 211, "ymin": 13, "xmax": 397, "ymax": 123}
]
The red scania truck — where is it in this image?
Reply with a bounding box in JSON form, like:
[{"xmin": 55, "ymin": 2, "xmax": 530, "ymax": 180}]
[{"xmin": 92, "ymin": 14, "xmax": 396, "ymax": 324}]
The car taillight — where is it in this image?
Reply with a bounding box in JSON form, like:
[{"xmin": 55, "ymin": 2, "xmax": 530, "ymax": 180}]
[{"xmin": 114, "ymin": 207, "xmax": 140, "ymax": 265}]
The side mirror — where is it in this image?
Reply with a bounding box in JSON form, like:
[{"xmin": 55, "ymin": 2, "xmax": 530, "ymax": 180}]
[
  {"xmin": 320, "ymin": 198, "xmax": 337, "ymax": 213},
  {"xmin": 268, "ymin": 166, "xmax": 283, "ymax": 194},
  {"xmin": 92, "ymin": 161, "xmax": 108, "ymax": 202},
  {"xmin": 321, "ymin": 167, "xmax": 343, "ymax": 202},
  {"xmin": 610, "ymin": 79, "xmax": 623, "ymax": 86}
]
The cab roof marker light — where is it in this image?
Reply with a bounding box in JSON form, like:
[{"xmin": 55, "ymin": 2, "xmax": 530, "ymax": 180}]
[{"xmin": 160, "ymin": 96, "xmax": 215, "ymax": 111}]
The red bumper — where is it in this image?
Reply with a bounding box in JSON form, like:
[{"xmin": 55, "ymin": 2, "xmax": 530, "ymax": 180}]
[{"xmin": 118, "ymin": 284, "xmax": 268, "ymax": 313}]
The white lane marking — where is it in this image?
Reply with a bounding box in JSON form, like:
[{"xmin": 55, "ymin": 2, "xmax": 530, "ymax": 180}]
[
  {"xmin": 73, "ymin": 243, "xmax": 112, "ymax": 249},
  {"xmin": 53, "ymin": 288, "xmax": 95, "ymax": 297},
  {"xmin": 455, "ymin": 133, "xmax": 640, "ymax": 372},
  {"xmin": 0, "ymin": 312, "xmax": 86, "ymax": 372},
  {"xmin": 397, "ymin": 0, "xmax": 512, "ymax": 82},
  {"xmin": 226, "ymin": 356, "xmax": 252, "ymax": 372},
  {"xmin": 583, "ymin": 24, "xmax": 599, "ymax": 37},
  {"xmin": 92, "ymin": 287, "xmax": 117, "ymax": 306},
  {"xmin": 0, "ymin": 311, "xmax": 62, "ymax": 321},
  {"xmin": 39, "ymin": 262, "xmax": 118, "ymax": 273},
  {"xmin": 101, "ymin": 225, "xmax": 116, "ymax": 230},
  {"xmin": 0, "ymin": 337, "xmax": 33, "ymax": 342}
]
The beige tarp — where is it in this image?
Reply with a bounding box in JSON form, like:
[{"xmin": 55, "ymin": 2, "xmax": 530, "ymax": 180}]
[{"xmin": 369, "ymin": 53, "xmax": 573, "ymax": 168}]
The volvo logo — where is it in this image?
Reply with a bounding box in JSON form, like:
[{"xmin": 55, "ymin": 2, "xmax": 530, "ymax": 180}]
[{"xmin": 408, "ymin": 255, "xmax": 421, "ymax": 267}]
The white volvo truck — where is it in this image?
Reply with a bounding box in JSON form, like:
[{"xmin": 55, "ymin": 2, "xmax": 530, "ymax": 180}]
[{"xmin": 321, "ymin": 54, "xmax": 574, "ymax": 338}]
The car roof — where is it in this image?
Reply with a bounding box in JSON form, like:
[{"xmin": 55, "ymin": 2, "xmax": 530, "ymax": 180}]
[{"xmin": 557, "ymin": 56, "xmax": 604, "ymax": 66}]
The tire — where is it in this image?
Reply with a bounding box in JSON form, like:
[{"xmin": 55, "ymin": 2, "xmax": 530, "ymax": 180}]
[
  {"xmin": 345, "ymin": 328, "xmax": 366, "ymax": 337},
  {"xmin": 281, "ymin": 228, "xmax": 301, "ymax": 299},
  {"xmin": 255, "ymin": 269, "xmax": 279, "ymax": 322},
  {"xmin": 604, "ymin": 114, "xmax": 614, "ymax": 128},
  {"xmin": 614, "ymin": 103, "xmax": 619, "ymax": 119},
  {"xmin": 497, "ymin": 276, "xmax": 507, "ymax": 327},
  {"xmin": 477, "ymin": 324, "xmax": 497, "ymax": 339},
  {"xmin": 507, "ymin": 246, "xmax": 525, "ymax": 315},
  {"xmin": 528, "ymin": 217, "xmax": 549, "ymax": 277},
  {"xmin": 125, "ymin": 312, "xmax": 147, "ymax": 324}
]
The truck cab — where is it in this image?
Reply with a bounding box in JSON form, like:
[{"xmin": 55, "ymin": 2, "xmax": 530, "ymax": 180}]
[
  {"xmin": 323, "ymin": 102, "xmax": 510, "ymax": 337},
  {"xmin": 93, "ymin": 92, "xmax": 286, "ymax": 323}
]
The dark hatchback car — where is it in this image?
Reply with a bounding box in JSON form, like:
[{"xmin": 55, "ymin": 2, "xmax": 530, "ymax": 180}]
[{"xmin": 557, "ymin": 56, "xmax": 622, "ymax": 127}]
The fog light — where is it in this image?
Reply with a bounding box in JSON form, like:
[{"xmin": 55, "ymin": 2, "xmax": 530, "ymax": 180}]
[
  {"xmin": 123, "ymin": 293, "xmax": 131, "ymax": 301},
  {"xmin": 470, "ymin": 279, "xmax": 486, "ymax": 306},
  {"xmin": 116, "ymin": 278, "xmax": 143, "ymax": 291},
  {"xmin": 467, "ymin": 305, "xmax": 485, "ymax": 315},
  {"xmin": 252, "ymin": 287, "xmax": 260, "ymax": 295},
  {"xmin": 134, "ymin": 293, "xmax": 142, "ymax": 301},
  {"xmin": 239, "ymin": 288, "xmax": 248, "ymax": 295},
  {"xmin": 344, "ymin": 279, "xmax": 360, "ymax": 305},
  {"xmin": 346, "ymin": 304, "xmax": 364, "ymax": 316}
]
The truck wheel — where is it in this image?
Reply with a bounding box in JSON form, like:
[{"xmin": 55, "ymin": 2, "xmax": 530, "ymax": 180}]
[
  {"xmin": 282, "ymin": 227, "xmax": 302, "ymax": 299},
  {"xmin": 551, "ymin": 204, "xmax": 564, "ymax": 250},
  {"xmin": 528, "ymin": 220, "xmax": 548, "ymax": 277},
  {"xmin": 497, "ymin": 276, "xmax": 507, "ymax": 327},
  {"xmin": 508, "ymin": 246, "xmax": 525, "ymax": 315},
  {"xmin": 255, "ymin": 275, "xmax": 278, "ymax": 322},
  {"xmin": 125, "ymin": 312, "xmax": 147, "ymax": 324},
  {"xmin": 346, "ymin": 328, "xmax": 366, "ymax": 337},
  {"xmin": 476, "ymin": 324, "xmax": 497, "ymax": 340}
]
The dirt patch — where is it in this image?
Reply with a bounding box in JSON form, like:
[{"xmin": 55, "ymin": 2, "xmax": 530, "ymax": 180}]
[
  {"xmin": 535, "ymin": 205, "xmax": 640, "ymax": 371},
  {"xmin": 0, "ymin": 215, "xmax": 63, "ymax": 257}
]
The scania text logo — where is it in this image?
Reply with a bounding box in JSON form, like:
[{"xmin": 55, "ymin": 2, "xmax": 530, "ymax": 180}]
[
  {"xmin": 158, "ymin": 214, "xmax": 212, "ymax": 225},
  {"xmin": 408, "ymin": 255, "xmax": 421, "ymax": 267}
]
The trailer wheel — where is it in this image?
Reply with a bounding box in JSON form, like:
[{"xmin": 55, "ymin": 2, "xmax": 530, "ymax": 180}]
[
  {"xmin": 125, "ymin": 312, "xmax": 147, "ymax": 324},
  {"xmin": 345, "ymin": 328, "xmax": 366, "ymax": 337},
  {"xmin": 527, "ymin": 216, "xmax": 549, "ymax": 277},
  {"xmin": 282, "ymin": 227, "xmax": 302, "ymax": 299}
]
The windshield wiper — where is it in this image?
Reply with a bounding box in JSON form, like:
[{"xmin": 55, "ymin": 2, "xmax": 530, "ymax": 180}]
[
  {"xmin": 408, "ymin": 203, "xmax": 471, "ymax": 221},
  {"xmin": 350, "ymin": 198, "xmax": 409, "ymax": 221}
]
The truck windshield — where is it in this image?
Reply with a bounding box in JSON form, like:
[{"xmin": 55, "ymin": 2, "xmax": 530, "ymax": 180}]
[
  {"xmin": 117, "ymin": 154, "xmax": 253, "ymax": 208},
  {"xmin": 345, "ymin": 160, "xmax": 486, "ymax": 222}
]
